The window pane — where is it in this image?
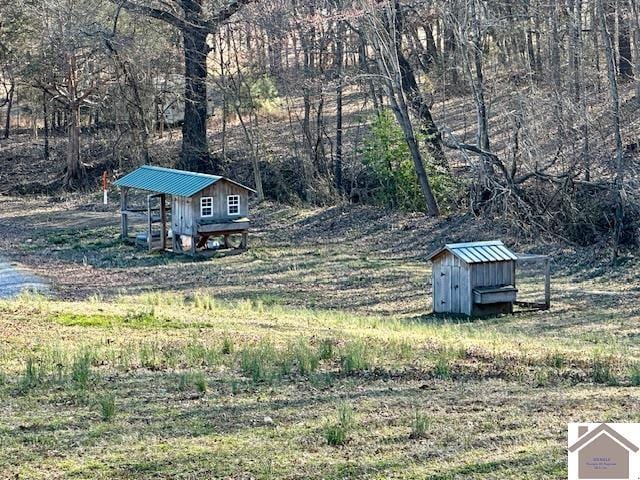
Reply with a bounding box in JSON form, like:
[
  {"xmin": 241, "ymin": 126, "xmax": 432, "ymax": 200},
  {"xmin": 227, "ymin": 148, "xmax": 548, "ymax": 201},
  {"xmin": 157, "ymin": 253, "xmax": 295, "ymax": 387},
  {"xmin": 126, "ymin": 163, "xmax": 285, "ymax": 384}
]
[
  {"xmin": 201, "ymin": 197, "xmax": 213, "ymax": 217},
  {"xmin": 227, "ymin": 195, "xmax": 240, "ymax": 215}
]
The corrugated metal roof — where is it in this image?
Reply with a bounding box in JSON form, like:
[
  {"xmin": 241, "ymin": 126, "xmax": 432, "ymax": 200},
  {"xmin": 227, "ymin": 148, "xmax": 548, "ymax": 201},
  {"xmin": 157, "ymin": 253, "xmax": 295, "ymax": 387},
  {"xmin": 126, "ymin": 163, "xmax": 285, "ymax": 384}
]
[
  {"xmin": 427, "ymin": 240, "xmax": 518, "ymax": 264},
  {"xmin": 113, "ymin": 166, "xmax": 255, "ymax": 197}
]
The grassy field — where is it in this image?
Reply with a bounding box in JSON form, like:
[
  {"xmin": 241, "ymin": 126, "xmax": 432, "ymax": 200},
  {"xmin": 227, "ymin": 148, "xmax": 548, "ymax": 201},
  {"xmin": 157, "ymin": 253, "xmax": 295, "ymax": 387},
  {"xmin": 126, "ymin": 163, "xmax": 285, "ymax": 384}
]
[{"xmin": 1, "ymin": 196, "xmax": 640, "ymax": 479}]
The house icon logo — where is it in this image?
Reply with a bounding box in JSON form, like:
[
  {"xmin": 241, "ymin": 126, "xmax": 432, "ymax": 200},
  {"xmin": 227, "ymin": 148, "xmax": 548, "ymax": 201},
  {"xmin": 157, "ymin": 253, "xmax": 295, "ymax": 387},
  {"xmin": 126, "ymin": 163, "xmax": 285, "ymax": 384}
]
[{"xmin": 568, "ymin": 423, "xmax": 640, "ymax": 480}]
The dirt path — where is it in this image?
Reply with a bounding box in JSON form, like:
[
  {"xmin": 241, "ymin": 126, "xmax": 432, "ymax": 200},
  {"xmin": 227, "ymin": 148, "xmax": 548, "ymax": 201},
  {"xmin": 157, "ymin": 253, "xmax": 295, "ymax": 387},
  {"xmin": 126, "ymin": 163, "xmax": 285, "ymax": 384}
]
[{"xmin": 0, "ymin": 258, "xmax": 48, "ymax": 298}]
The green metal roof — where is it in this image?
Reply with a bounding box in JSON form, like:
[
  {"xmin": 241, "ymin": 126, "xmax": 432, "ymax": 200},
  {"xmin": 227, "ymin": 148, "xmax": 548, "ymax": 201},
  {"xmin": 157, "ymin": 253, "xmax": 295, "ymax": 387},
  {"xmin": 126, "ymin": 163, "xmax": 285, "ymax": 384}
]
[
  {"xmin": 113, "ymin": 166, "xmax": 255, "ymax": 197},
  {"xmin": 427, "ymin": 240, "xmax": 518, "ymax": 264}
]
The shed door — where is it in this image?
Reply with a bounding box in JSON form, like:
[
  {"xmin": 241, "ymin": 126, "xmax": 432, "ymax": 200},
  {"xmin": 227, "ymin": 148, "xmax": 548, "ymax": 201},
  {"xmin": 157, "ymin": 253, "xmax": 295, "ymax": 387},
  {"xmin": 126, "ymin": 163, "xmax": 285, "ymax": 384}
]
[{"xmin": 438, "ymin": 266, "xmax": 461, "ymax": 314}]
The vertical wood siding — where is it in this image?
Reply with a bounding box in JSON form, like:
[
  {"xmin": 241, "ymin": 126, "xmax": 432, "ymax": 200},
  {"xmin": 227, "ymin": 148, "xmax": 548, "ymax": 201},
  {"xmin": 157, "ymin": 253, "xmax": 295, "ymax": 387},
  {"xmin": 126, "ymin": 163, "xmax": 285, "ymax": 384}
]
[
  {"xmin": 432, "ymin": 252, "xmax": 472, "ymax": 315},
  {"xmin": 433, "ymin": 252, "xmax": 515, "ymax": 315},
  {"xmin": 171, "ymin": 196, "xmax": 194, "ymax": 236},
  {"xmin": 191, "ymin": 180, "xmax": 249, "ymax": 223},
  {"xmin": 170, "ymin": 180, "xmax": 250, "ymax": 236},
  {"xmin": 470, "ymin": 261, "xmax": 514, "ymax": 289}
]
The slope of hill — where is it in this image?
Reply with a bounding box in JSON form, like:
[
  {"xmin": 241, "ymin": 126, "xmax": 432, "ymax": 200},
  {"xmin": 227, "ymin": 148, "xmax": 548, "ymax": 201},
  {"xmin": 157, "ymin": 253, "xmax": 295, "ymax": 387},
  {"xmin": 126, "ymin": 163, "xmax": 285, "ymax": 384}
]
[{"xmin": 0, "ymin": 194, "xmax": 639, "ymax": 478}]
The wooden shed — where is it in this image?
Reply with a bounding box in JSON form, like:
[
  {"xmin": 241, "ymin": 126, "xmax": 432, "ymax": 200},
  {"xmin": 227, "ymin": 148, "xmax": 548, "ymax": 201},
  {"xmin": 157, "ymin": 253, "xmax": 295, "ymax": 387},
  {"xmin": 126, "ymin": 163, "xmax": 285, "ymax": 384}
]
[
  {"xmin": 114, "ymin": 166, "xmax": 256, "ymax": 256},
  {"xmin": 427, "ymin": 240, "xmax": 519, "ymax": 316}
]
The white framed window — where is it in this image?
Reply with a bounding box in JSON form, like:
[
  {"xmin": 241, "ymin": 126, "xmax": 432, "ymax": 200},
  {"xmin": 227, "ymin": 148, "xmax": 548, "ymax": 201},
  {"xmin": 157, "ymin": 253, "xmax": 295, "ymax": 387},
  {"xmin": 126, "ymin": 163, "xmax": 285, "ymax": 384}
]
[
  {"xmin": 227, "ymin": 195, "xmax": 240, "ymax": 216},
  {"xmin": 200, "ymin": 197, "xmax": 213, "ymax": 217}
]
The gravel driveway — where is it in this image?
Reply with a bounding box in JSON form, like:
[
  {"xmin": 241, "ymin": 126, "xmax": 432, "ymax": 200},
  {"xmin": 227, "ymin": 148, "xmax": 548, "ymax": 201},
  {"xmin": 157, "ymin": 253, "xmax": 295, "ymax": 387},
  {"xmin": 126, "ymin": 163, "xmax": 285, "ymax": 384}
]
[{"xmin": 0, "ymin": 258, "xmax": 49, "ymax": 299}]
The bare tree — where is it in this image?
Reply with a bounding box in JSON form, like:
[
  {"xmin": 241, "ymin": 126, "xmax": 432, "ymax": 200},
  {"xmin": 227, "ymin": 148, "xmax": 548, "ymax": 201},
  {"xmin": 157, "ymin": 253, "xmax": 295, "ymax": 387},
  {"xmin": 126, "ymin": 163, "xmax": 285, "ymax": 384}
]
[
  {"xmin": 359, "ymin": 0, "xmax": 440, "ymax": 216},
  {"xmin": 116, "ymin": 0, "xmax": 258, "ymax": 172},
  {"xmin": 35, "ymin": 0, "xmax": 106, "ymax": 188},
  {"xmin": 1, "ymin": 71, "xmax": 14, "ymax": 139},
  {"xmin": 597, "ymin": 0, "xmax": 626, "ymax": 252},
  {"xmin": 618, "ymin": 1, "xmax": 634, "ymax": 79},
  {"xmin": 631, "ymin": 0, "xmax": 640, "ymax": 99},
  {"xmin": 333, "ymin": 0, "xmax": 345, "ymax": 194}
]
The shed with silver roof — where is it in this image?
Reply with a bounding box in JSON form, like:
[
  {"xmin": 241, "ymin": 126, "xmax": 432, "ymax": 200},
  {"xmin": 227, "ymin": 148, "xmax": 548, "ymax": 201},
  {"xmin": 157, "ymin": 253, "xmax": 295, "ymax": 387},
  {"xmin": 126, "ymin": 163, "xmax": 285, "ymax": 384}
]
[{"xmin": 427, "ymin": 240, "xmax": 520, "ymax": 316}]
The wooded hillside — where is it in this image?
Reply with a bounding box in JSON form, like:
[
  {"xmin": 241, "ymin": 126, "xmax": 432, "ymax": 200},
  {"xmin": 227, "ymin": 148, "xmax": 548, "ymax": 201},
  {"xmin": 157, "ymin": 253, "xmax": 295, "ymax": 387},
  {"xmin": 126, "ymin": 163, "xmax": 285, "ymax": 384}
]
[{"xmin": 1, "ymin": 0, "xmax": 639, "ymax": 248}]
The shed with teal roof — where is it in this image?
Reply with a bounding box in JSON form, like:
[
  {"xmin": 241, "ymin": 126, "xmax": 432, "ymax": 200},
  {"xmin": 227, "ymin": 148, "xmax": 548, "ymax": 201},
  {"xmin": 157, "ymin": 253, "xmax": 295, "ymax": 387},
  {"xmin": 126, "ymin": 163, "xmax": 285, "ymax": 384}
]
[{"xmin": 114, "ymin": 166, "xmax": 255, "ymax": 256}]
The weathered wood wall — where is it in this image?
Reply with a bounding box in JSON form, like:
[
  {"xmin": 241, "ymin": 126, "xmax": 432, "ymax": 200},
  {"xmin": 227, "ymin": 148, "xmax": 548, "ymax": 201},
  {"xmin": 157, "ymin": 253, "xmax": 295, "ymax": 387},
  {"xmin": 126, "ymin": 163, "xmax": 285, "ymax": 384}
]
[
  {"xmin": 171, "ymin": 180, "xmax": 249, "ymax": 237},
  {"xmin": 432, "ymin": 253, "xmax": 472, "ymax": 315},
  {"xmin": 469, "ymin": 261, "xmax": 515, "ymax": 290},
  {"xmin": 432, "ymin": 252, "xmax": 516, "ymax": 316},
  {"xmin": 191, "ymin": 179, "xmax": 249, "ymax": 223},
  {"xmin": 171, "ymin": 196, "xmax": 195, "ymax": 236}
]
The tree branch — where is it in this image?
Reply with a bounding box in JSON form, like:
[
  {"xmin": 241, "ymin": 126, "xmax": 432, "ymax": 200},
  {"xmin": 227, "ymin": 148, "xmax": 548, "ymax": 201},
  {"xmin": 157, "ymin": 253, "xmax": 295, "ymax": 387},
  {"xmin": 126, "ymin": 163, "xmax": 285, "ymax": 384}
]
[
  {"xmin": 114, "ymin": 0, "xmax": 257, "ymax": 33},
  {"xmin": 204, "ymin": 0, "xmax": 258, "ymax": 31},
  {"xmin": 114, "ymin": 0, "xmax": 187, "ymax": 30}
]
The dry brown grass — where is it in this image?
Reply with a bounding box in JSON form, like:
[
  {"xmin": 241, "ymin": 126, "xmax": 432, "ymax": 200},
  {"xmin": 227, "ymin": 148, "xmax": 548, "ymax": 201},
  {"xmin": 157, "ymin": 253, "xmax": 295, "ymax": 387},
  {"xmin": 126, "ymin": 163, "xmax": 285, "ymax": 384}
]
[{"xmin": 1, "ymin": 196, "xmax": 640, "ymax": 478}]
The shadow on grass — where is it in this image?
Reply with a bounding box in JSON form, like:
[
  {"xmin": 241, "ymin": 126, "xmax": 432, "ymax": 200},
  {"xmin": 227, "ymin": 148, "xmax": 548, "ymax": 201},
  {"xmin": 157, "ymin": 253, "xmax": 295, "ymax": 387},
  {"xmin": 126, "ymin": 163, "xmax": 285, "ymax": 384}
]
[{"xmin": 427, "ymin": 450, "xmax": 565, "ymax": 480}]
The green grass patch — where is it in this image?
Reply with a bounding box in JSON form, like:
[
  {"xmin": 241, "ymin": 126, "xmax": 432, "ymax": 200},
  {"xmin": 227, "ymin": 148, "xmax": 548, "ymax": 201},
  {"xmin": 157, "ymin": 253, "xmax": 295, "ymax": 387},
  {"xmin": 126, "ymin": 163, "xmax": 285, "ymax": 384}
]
[
  {"xmin": 51, "ymin": 310, "xmax": 211, "ymax": 330},
  {"xmin": 177, "ymin": 370, "xmax": 208, "ymax": 393},
  {"xmin": 19, "ymin": 358, "xmax": 41, "ymax": 392},
  {"xmin": 324, "ymin": 402, "xmax": 355, "ymax": 446},
  {"xmin": 97, "ymin": 392, "xmax": 116, "ymax": 421},
  {"xmin": 629, "ymin": 363, "xmax": 640, "ymax": 386},
  {"xmin": 591, "ymin": 356, "xmax": 619, "ymax": 385},
  {"xmin": 340, "ymin": 340, "xmax": 370, "ymax": 374},
  {"xmin": 409, "ymin": 411, "xmax": 430, "ymax": 439}
]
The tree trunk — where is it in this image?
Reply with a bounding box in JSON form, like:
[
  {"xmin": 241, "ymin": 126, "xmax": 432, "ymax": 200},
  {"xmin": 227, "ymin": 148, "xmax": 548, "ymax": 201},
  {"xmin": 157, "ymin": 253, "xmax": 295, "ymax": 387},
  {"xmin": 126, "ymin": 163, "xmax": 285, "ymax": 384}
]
[
  {"xmin": 598, "ymin": 0, "xmax": 626, "ymax": 253},
  {"xmin": 43, "ymin": 91, "xmax": 50, "ymax": 162},
  {"xmin": 178, "ymin": 14, "xmax": 214, "ymax": 172},
  {"xmin": 568, "ymin": 0, "xmax": 583, "ymax": 101},
  {"xmin": 423, "ymin": 24, "xmax": 439, "ymax": 66},
  {"xmin": 302, "ymin": 90, "xmax": 314, "ymax": 178},
  {"xmin": 220, "ymin": 28, "xmax": 230, "ymax": 162},
  {"xmin": 534, "ymin": 12, "xmax": 542, "ymax": 73},
  {"xmin": 394, "ymin": 5, "xmax": 447, "ymax": 170},
  {"xmin": 314, "ymin": 93, "xmax": 327, "ymax": 175},
  {"xmin": 570, "ymin": 0, "xmax": 590, "ymax": 180},
  {"xmin": 619, "ymin": 3, "xmax": 634, "ymax": 78},
  {"xmin": 3, "ymin": 78, "xmax": 14, "ymax": 139},
  {"xmin": 105, "ymin": 31, "xmax": 151, "ymax": 164},
  {"xmin": 632, "ymin": 0, "xmax": 640, "ymax": 98},
  {"xmin": 229, "ymin": 31, "xmax": 264, "ymax": 202},
  {"xmin": 358, "ymin": 37, "xmax": 381, "ymax": 112},
  {"xmin": 390, "ymin": 93, "xmax": 440, "ymax": 216},
  {"xmin": 526, "ymin": 2, "xmax": 538, "ymax": 75},
  {"xmin": 396, "ymin": 51, "xmax": 448, "ymax": 170},
  {"xmin": 443, "ymin": 21, "xmax": 459, "ymax": 87},
  {"xmin": 233, "ymin": 103, "xmax": 264, "ymax": 201},
  {"xmin": 63, "ymin": 53, "xmax": 84, "ymax": 188},
  {"xmin": 64, "ymin": 103, "xmax": 83, "ymax": 187},
  {"xmin": 369, "ymin": 1, "xmax": 440, "ymax": 216},
  {"xmin": 591, "ymin": 0, "xmax": 603, "ymax": 92},
  {"xmin": 550, "ymin": 2, "xmax": 562, "ymax": 88},
  {"xmin": 334, "ymin": 15, "xmax": 344, "ymax": 194},
  {"xmin": 466, "ymin": 0, "xmax": 490, "ymax": 154}
]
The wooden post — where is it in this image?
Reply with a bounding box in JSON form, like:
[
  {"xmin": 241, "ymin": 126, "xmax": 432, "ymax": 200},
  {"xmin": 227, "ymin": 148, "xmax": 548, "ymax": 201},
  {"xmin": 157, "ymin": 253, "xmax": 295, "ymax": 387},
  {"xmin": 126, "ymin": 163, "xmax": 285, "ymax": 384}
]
[
  {"xmin": 241, "ymin": 231, "xmax": 248, "ymax": 249},
  {"xmin": 172, "ymin": 233, "xmax": 182, "ymax": 254},
  {"xmin": 511, "ymin": 260, "xmax": 517, "ymax": 315},
  {"xmin": 160, "ymin": 194, "xmax": 167, "ymax": 251},
  {"xmin": 147, "ymin": 194, "xmax": 153, "ymax": 253},
  {"xmin": 544, "ymin": 257, "xmax": 551, "ymax": 310},
  {"xmin": 120, "ymin": 188, "xmax": 129, "ymax": 240},
  {"xmin": 189, "ymin": 236, "xmax": 197, "ymax": 257}
]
